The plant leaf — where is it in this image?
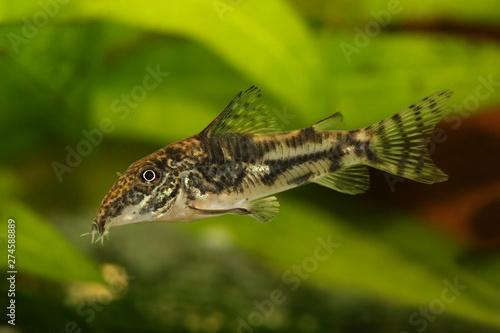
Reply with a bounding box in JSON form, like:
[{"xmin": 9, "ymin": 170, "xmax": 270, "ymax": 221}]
[
  {"xmin": 0, "ymin": 200, "xmax": 103, "ymax": 284},
  {"xmin": 188, "ymin": 194, "xmax": 500, "ymax": 328}
]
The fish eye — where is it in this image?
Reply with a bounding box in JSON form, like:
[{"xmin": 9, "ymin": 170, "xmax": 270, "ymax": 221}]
[{"xmin": 141, "ymin": 169, "xmax": 157, "ymax": 183}]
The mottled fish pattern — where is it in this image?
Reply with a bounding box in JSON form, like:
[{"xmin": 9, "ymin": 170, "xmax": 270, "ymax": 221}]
[{"xmin": 90, "ymin": 86, "xmax": 452, "ymax": 243}]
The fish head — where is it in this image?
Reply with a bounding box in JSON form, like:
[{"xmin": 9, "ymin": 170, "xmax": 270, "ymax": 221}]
[{"xmin": 91, "ymin": 157, "xmax": 180, "ymax": 243}]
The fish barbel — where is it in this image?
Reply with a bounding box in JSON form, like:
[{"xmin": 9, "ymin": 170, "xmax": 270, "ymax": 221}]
[{"xmin": 90, "ymin": 86, "xmax": 452, "ymax": 243}]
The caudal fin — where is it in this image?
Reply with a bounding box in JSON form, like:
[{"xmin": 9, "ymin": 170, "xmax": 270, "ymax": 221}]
[{"xmin": 367, "ymin": 90, "xmax": 453, "ymax": 184}]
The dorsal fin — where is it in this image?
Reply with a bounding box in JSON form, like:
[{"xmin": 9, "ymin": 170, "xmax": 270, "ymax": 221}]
[
  {"xmin": 312, "ymin": 112, "xmax": 345, "ymax": 131},
  {"xmin": 200, "ymin": 86, "xmax": 281, "ymax": 138}
]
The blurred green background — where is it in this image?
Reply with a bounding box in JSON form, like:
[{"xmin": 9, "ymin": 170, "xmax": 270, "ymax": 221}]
[{"xmin": 1, "ymin": 0, "xmax": 500, "ymax": 332}]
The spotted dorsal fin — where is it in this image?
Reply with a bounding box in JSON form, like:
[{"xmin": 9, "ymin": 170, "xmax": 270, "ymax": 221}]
[
  {"xmin": 200, "ymin": 86, "xmax": 281, "ymax": 138},
  {"xmin": 312, "ymin": 112, "xmax": 345, "ymax": 131}
]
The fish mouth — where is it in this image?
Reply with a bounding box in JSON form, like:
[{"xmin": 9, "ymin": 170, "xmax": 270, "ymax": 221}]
[
  {"xmin": 92, "ymin": 218, "xmax": 103, "ymax": 234},
  {"xmin": 90, "ymin": 218, "xmax": 109, "ymax": 244}
]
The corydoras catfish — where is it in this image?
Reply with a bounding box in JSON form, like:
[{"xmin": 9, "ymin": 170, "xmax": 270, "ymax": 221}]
[{"xmin": 89, "ymin": 86, "xmax": 452, "ymax": 243}]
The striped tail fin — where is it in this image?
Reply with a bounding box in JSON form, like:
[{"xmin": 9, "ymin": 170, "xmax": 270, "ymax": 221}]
[{"xmin": 367, "ymin": 90, "xmax": 453, "ymax": 184}]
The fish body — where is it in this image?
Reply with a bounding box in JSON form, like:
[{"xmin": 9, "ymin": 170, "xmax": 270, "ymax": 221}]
[{"xmin": 91, "ymin": 86, "xmax": 452, "ymax": 242}]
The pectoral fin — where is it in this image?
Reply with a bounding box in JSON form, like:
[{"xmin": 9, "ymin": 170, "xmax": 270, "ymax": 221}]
[
  {"xmin": 189, "ymin": 196, "xmax": 280, "ymax": 223},
  {"xmin": 189, "ymin": 206, "xmax": 250, "ymax": 217},
  {"xmin": 243, "ymin": 196, "xmax": 280, "ymax": 222}
]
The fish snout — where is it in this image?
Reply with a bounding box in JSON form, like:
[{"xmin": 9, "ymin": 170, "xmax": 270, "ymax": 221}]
[
  {"xmin": 90, "ymin": 215, "xmax": 110, "ymax": 244},
  {"xmin": 92, "ymin": 217, "xmax": 106, "ymax": 235}
]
